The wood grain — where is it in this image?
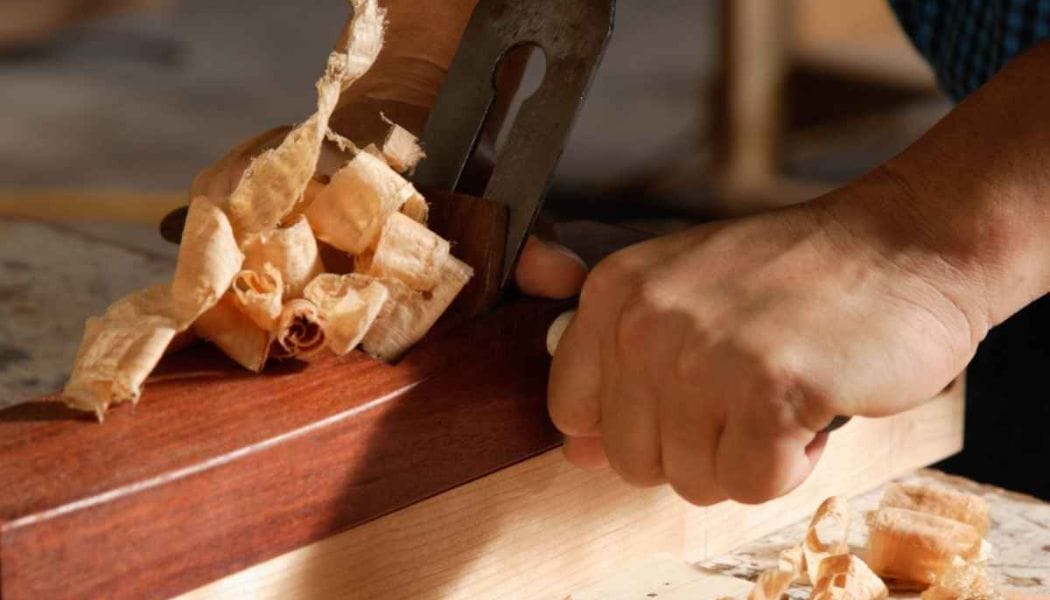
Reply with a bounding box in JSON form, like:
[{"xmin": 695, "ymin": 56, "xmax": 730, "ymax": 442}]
[
  {"xmin": 179, "ymin": 383, "xmax": 963, "ymax": 600},
  {"xmin": 0, "ymin": 297, "xmax": 566, "ymax": 600}
]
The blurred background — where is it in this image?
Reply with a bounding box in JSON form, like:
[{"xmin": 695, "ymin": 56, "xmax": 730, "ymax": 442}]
[{"xmin": 0, "ymin": 0, "xmax": 1044, "ymax": 497}]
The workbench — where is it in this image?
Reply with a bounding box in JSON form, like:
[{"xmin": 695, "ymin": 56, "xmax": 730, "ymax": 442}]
[{"xmin": 570, "ymin": 471, "xmax": 1050, "ymax": 599}]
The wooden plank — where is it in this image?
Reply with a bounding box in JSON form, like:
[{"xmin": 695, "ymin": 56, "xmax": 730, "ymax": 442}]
[
  {"xmin": 719, "ymin": 0, "xmax": 789, "ymax": 194},
  {"xmin": 179, "ymin": 383, "xmax": 963, "ymax": 600},
  {"xmin": 0, "ymin": 189, "xmax": 184, "ymax": 223},
  {"xmin": 0, "ymin": 297, "xmax": 568, "ymax": 600},
  {"xmin": 568, "ymin": 554, "xmax": 753, "ymax": 600}
]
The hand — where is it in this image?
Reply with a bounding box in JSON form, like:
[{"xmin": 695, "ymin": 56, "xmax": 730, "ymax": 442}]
[{"xmin": 518, "ymin": 174, "xmax": 985, "ymax": 505}]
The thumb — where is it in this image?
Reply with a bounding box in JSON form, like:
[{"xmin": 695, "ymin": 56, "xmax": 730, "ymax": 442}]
[{"xmin": 515, "ymin": 235, "xmax": 588, "ymax": 299}]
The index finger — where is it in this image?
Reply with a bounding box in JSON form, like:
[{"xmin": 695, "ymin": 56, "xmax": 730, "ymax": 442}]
[{"xmin": 548, "ymin": 309, "xmax": 603, "ymax": 437}]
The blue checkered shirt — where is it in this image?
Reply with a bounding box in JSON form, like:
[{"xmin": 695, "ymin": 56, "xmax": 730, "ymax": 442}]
[{"xmin": 890, "ymin": 0, "xmax": 1050, "ymax": 100}]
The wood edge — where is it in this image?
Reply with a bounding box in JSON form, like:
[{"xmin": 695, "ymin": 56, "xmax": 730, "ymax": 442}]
[
  {"xmin": 0, "ymin": 189, "xmax": 185, "ymax": 223},
  {"xmin": 178, "ymin": 382, "xmax": 965, "ymax": 600}
]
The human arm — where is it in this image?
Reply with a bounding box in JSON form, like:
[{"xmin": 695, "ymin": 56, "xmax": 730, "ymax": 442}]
[{"xmin": 535, "ymin": 39, "xmax": 1050, "ymax": 505}]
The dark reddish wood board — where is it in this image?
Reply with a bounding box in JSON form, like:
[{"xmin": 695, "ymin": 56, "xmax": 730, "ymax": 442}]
[
  {"xmin": 0, "ymin": 188, "xmax": 574, "ymax": 600},
  {"xmin": 0, "ymin": 296, "xmax": 568, "ymax": 600}
]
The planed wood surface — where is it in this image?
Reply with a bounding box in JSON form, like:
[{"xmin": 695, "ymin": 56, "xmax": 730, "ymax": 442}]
[
  {"xmin": 179, "ymin": 383, "xmax": 963, "ymax": 600},
  {"xmin": 0, "ymin": 297, "xmax": 567, "ymax": 600}
]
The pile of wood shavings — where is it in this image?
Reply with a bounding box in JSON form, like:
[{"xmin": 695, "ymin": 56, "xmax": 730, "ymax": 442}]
[
  {"xmin": 61, "ymin": 0, "xmax": 472, "ymax": 419},
  {"xmin": 747, "ymin": 482, "xmax": 999, "ymax": 600}
]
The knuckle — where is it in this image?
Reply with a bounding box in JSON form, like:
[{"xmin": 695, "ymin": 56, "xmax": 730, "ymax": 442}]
[
  {"xmin": 748, "ymin": 348, "xmax": 835, "ymax": 432},
  {"xmin": 615, "ymin": 301, "xmax": 655, "ymax": 350},
  {"xmin": 724, "ymin": 478, "xmax": 781, "ymax": 505},
  {"xmin": 606, "ymin": 447, "xmax": 664, "ymax": 487},
  {"xmin": 615, "ymin": 282, "xmax": 672, "ymax": 349},
  {"xmin": 670, "ymin": 480, "xmax": 725, "ymax": 507},
  {"xmin": 579, "ymin": 252, "xmax": 636, "ymax": 309}
]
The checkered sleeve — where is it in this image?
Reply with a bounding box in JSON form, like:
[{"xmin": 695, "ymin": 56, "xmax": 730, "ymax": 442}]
[{"xmin": 889, "ymin": 0, "xmax": 1050, "ymax": 100}]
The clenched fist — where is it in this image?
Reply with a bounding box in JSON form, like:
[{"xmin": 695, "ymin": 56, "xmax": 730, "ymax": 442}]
[{"xmin": 519, "ymin": 169, "xmax": 987, "ymax": 506}]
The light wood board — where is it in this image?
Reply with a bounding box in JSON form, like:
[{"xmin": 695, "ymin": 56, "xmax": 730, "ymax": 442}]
[{"xmin": 180, "ymin": 382, "xmax": 963, "ymax": 600}]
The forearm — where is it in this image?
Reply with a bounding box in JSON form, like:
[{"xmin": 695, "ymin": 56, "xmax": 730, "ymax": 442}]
[{"xmin": 822, "ymin": 39, "xmax": 1050, "ymax": 338}]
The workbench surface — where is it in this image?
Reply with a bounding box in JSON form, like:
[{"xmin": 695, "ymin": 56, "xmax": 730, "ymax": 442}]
[{"xmin": 572, "ymin": 469, "xmax": 1050, "ymax": 599}]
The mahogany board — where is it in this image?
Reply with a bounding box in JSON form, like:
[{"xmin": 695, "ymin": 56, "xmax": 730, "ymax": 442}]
[
  {"xmin": 0, "ymin": 295, "xmax": 569, "ymax": 600},
  {"xmin": 0, "ymin": 185, "xmax": 641, "ymax": 600}
]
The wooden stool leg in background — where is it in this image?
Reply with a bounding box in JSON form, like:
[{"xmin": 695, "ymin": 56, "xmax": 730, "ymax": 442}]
[{"xmin": 718, "ymin": 0, "xmax": 791, "ymax": 211}]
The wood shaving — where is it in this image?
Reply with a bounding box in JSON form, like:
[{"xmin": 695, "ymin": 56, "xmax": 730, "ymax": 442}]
[
  {"xmin": 380, "ymin": 118, "xmax": 426, "ymax": 174},
  {"xmin": 194, "ymin": 292, "xmax": 271, "ymax": 373},
  {"xmin": 228, "ymin": 0, "xmax": 385, "ymax": 236},
  {"xmin": 273, "ymin": 299, "xmax": 327, "ymax": 360},
  {"xmin": 867, "ymin": 507, "xmax": 983, "ymax": 586},
  {"xmin": 880, "ymin": 482, "xmax": 990, "ymax": 536},
  {"xmin": 305, "ymin": 151, "xmax": 425, "ymax": 255},
  {"xmin": 171, "ymin": 197, "xmax": 243, "ymax": 326},
  {"xmin": 401, "ymin": 191, "xmax": 429, "ymax": 224},
  {"xmin": 241, "ymin": 216, "xmax": 324, "ymax": 298},
  {"xmin": 231, "ymin": 264, "xmax": 284, "ymax": 331},
  {"xmin": 356, "ymin": 212, "xmax": 450, "ymax": 292},
  {"xmin": 748, "ymin": 545, "xmax": 804, "ymax": 600},
  {"xmin": 361, "ymin": 256, "xmax": 473, "ymax": 361},
  {"xmin": 920, "ymin": 556, "xmax": 1004, "ymax": 600},
  {"xmin": 803, "ymin": 496, "xmax": 852, "ymax": 584},
  {"xmin": 63, "ymin": 284, "xmax": 179, "ymax": 419},
  {"xmin": 304, "ymin": 273, "xmax": 389, "ymax": 355},
  {"xmin": 743, "ymin": 483, "xmax": 1000, "ymax": 600},
  {"xmin": 62, "ymin": 0, "xmax": 472, "ymax": 417},
  {"xmin": 811, "ymin": 554, "xmax": 888, "ymax": 600}
]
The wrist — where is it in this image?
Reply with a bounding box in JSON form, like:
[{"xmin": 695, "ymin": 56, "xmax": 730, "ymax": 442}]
[{"xmin": 812, "ymin": 166, "xmax": 994, "ymax": 347}]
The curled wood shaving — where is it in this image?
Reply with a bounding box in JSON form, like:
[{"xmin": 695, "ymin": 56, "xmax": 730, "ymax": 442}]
[
  {"xmin": 228, "ymin": 0, "xmax": 385, "ymax": 236},
  {"xmin": 241, "ymin": 216, "xmax": 324, "ymax": 298},
  {"xmin": 742, "ymin": 484, "xmax": 997, "ymax": 600},
  {"xmin": 356, "ymin": 211, "xmax": 450, "ymax": 291},
  {"xmin": 190, "ymin": 126, "xmax": 290, "ymax": 208},
  {"xmin": 304, "ymin": 273, "xmax": 389, "ymax": 355},
  {"xmin": 380, "ymin": 118, "xmax": 426, "ymax": 174},
  {"xmin": 194, "ymin": 293, "xmax": 271, "ymax": 373},
  {"xmin": 811, "ymin": 554, "xmax": 888, "ymax": 600},
  {"xmin": 273, "ymin": 299, "xmax": 327, "ymax": 360},
  {"xmin": 63, "ymin": 0, "xmax": 473, "ymax": 416},
  {"xmin": 880, "ymin": 483, "xmax": 990, "ymax": 536},
  {"xmin": 63, "ymin": 194, "xmax": 243, "ymax": 416},
  {"xmin": 305, "ymin": 151, "xmax": 424, "ymax": 254},
  {"xmin": 63, "ymin": 284, "xmax": 179, "ymax": 418},
  {"xmin": 400, "ymin": 191, "xmax": 429, "ymax": 224},
  {"xmin": 748, "ymin": 545, "xmax": 804, "ymax": 600},
  {"xmin": 866, "ymin": 506, "xmax": 983, "ymax": 587},
  {"xmin": 920, "ymin": 556, "xmax": 1003, "ymax": 600},
  {"xmin": 171, "ymin": 197, "xmax": 244, "ymax": 326},
  {"xmin": 803, "ymin": 496, "xmax": 852, "ymax": 584},
  {"xmin": 361, "ymin": 256, "xmax": 473, "ymax": 361},
  {"xmin": 231, "ymin": 264, "xmax": 284, "ymax": 331}
]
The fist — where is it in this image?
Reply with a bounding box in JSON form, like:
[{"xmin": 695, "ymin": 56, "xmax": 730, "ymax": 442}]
[{"xmin": 531, "ymin": 190, "xmax": 980, "ymax": 506}]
